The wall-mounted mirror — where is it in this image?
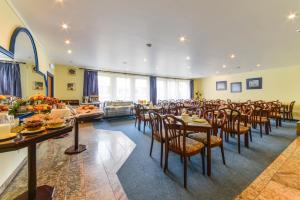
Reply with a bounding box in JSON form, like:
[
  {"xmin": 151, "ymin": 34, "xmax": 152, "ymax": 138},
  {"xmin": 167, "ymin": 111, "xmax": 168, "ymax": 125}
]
[
  {"xmin": 0, "ymin": 27, "xmax": 47, "ymax": 99},
  {"xmin": 14, "ymin": 32, "xmax": 46, "ymax": 98}
]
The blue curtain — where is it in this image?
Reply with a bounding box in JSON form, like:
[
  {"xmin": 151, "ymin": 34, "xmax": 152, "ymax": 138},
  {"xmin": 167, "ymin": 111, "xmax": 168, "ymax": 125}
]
[
  {"xmin": 0, "ymin": 62, "xmax": 22, "ymax": 97},
  {"xmin": 190, "ymin": 79, "xmax": 194, "ymax": 99},
  {"xmin": 150, "ymin": 76, "xmax": 157, "ymax": 104},
  {"xmin": 83, "ymin": 70, "xmax": 98, "ymax": 96}
]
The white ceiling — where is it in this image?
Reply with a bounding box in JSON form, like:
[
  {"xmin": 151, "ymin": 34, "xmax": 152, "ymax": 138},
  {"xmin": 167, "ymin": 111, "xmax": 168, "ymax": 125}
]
[{"xmin": 9, "ymin": 0, "xmax": 300, "ymax": 78}]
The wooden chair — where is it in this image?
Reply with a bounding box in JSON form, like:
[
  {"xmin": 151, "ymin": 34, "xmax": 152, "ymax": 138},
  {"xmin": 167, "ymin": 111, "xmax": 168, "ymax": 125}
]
[
  {"xmin": 221, "ymin": 108, "xmax": 250, "ymax": 154},
  {"xmin": 149, "ymin": 111, "xmax": 165, "ymax": 167},
  {"xmin": 281, "ymin": 101, "xmax": 296, "ymax": 120},
  {"xmin": 162, "ymin": 115, "xmax": 205, "ymax": 188},
  {"xmin": 268, "ymin": 103, "xmax": 282, "ymax": 127},
  {"xmin": 188, "ymin": 109, "xmax": 227, "ymax": 164},
  {"xmin": 135, "ymin": 104, "xmax": 150, "ymax": 133},
  {"xmin": 250, "ymin": 106, "xmax": 271, "ymax": 137}
]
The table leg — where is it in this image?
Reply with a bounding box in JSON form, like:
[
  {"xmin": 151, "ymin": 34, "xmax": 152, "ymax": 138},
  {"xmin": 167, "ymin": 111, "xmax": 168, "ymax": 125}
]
[
  {"xmin": 64, "ymin": 118, "xmax": 86, "ymax": 155},
  {"xmin": 206, "ymin": 129, "xmax": 211, "ymax": 176},
  {"xmin": 15, "ymin": 144, "xmax": 54, "ymax": 200}
]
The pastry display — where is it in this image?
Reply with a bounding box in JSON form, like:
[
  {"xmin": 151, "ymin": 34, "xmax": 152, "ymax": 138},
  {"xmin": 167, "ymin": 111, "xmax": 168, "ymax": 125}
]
[
  {"xmin": 46, "ymin": 118, "xmax": 65, "ymax": 129},
  {"xmin": 23, "ymin": 116, "xmax": 44, "ymax": 131}
]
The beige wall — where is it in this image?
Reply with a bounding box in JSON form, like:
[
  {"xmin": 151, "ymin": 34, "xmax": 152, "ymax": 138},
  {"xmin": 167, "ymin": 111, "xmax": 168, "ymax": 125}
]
[
  {"xmin": 0, "ymin": 0, "xmax": 51, "ymax": 190},
  {"xmin": 20, "ymin": 63, "xmax": 46, "ymax": 99},
  {"xmin": 54, "ymin": 65, "xmax": 84, "ymax": 101},
  {"xmin": 194, "ymin": 65, "xmax": 300, "ymax": 119}
]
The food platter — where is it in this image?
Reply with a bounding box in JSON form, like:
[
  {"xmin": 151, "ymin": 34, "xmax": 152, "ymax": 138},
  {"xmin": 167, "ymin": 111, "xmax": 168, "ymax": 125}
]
[
  {"xmin": 21, "ymin": 126, "xmax": 46, "ymax": 135},
  {"xmin": 0, "ymin": 132, "xmax": 17, "ymax": 142}
]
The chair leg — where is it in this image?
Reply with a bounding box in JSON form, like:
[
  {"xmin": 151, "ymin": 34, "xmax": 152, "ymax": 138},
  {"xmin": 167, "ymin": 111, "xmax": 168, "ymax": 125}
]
[
  {"xmin": 220, "ymin": 144, "xmax": 225, "ymax": 165},
  {"xmin": 201, "ymin": 148, "xmax": 205, "ymax": 174},
  {"xmin": 160, "ymin": 142, "xmax": 164, "ymax": 168},
  {"xmin": 183, "ymin": 156, "xmax": 187, "ymax": 189},
  {"xmin": 150, "ymin": 136, "xmax": 154, "ymax": 157},
  {"xmin": 249, "ymin": 128, "xmax": 252, "ymax": 142},
  {"xmin": 164, "ymin": 148, "xmax": 169, "ymax": 172},
  {"xmin": 238, "ymin": 134, "xmax": 241, "ymax": 154},
  {"xmin": 138, "ymin": 119, "xmax": 141, "ymax": 131},
  {"xmin": 143, "ymin": 121, "xmax": 146, "ymax": 133}
]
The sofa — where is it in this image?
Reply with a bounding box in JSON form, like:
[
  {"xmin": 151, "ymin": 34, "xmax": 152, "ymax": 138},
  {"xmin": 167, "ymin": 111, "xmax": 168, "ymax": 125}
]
[{"xmin": 103, "ymin": 101, "xmax": 134, "ymax": 117}]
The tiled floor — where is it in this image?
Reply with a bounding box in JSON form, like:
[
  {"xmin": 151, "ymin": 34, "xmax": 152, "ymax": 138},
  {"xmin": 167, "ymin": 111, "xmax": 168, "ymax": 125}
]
[
  {"xmin": 236, "ymin": 137, "xmax": 300, "ymax": 200},
  {"xmin": 0, "ymin": 123, "xmax": 136, "ymax": 200}
]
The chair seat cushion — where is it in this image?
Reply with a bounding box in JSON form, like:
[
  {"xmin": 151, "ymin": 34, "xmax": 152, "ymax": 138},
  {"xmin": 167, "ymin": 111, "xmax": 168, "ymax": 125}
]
[
  {"xmin": 169, "ymin": 136, "xmax": 204, "ymax": 154},
  {"xmin": 188, "ymin": 132, "xmax": 222, "ymax": 145}
]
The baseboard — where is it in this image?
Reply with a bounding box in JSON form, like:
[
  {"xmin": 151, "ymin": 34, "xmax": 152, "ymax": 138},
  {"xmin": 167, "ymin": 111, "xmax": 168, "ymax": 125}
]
[{"xmin": 0, "ymin": 156, "xmax": 27, "ymax": 195}]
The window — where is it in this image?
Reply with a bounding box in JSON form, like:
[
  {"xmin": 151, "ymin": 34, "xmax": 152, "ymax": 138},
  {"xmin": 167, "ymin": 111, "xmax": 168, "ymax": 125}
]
[
  {"xmin": 157, "ymin": 78, "xmax": 190, "ymax": 100},
  {"xmin": 98, "ymin": 72, "xmax": 149, "ymax": 101}
]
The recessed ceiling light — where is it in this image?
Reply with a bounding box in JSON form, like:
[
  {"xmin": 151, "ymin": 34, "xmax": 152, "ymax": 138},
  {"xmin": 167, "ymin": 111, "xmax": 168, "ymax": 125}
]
[
  {"xmin": 179, "ymin": 36, "xmax": 186, "ymax": 42},
  {"xmin": 67, "ymin": 49, "xmax": 72, "ymax": 54},
  {"xmin": 155, "ymin": 67, "xmax": 159, "ymax": 70},
  {"xmin": 56, "ymin": 0, "xmax": 64, "ymax": 3},
  {"xmin": 62, "ymin": 23, "xmax": 68, "ymax": 30},
  {"xmin": 143, "ymin": 58, "xmax": 147, "ymax": 62},
  {"xmin": 222, "ymin": 64, "xmax": 227, "ymax": 68},
  {"xmin": 256, "ymin": 64, "xmax": 261, "ymax": 67},
  {"xmin": 288, "ymin": 13, "xmax": 297, "ymax": 20},
  {"xmin": 230, "ymin": 54, "xmax": 235, "ymax": 59},
  {"xmin": 216, "ymin": 71, "xmax": 220, "ymax": 74},
  {"xmin": 65, "ymin": 40, "xmax": 70, "ymax": 44},
  {"xmin": 296, "ymin": 29, "xmax": 300, "ymax": 32},
  {"xmin": 186, "ymin": 56, "xmax": 190, "ymax": 60},
  {"xmin": 186, "ymin": 66, "xmax": 191, "ymax": 69}
]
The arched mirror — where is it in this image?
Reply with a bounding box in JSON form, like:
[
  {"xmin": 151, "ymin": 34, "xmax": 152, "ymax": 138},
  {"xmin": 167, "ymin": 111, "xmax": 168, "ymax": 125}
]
[
  {"xmin": 0, "ymin": 27, "xmax": 47, "ymax": 99},
  {"xmin": 14, "ymin": 31, "xmax": 46, "ymax": 98}
]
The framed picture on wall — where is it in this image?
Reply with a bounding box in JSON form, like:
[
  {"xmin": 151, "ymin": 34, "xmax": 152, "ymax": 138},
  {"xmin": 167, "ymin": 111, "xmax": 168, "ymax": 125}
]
[
  {"xmin": 231, "ymin": 82, "xmax": 242, "ymax": 93},
  {"xmin": 246, "ymin": 77, "xmax": 262, "ymax": 89},
  {"xmin": 33, "ymin": 81, "xmax": 44, "ymax": 90},
  {"xmin": 67, "ymin": 83, "xmax": 76, "ymax": 91},
  {"xmin": 216, "ymin": 81, "xmax": 227, "ymax": 91}
]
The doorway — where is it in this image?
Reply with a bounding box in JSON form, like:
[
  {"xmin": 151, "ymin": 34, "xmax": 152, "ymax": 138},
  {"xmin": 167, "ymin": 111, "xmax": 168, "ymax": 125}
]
[{"xmin": 47, "ymin": 72, "xmax": 54, "ymax": 97}]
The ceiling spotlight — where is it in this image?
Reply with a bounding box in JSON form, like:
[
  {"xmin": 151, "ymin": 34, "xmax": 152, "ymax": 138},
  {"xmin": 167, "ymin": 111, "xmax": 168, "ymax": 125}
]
[
  {"xmin": 179, "ymin": 36, "xmax": 186, "ymax": 42},
  {"xmin": 222, "ymin": 64, "xmax": 227, "ymax": 68},
  {"xmin": 143, "ymin": 58, "xmax": 147, "ymax": 62},
  {"xmin": 186, "ymin": 66, "xmax": 191, "ymax": 69},
  {"xmin": 256, "ymin": 64, "xmax": 261, "ymax": 67},
  {"xmin": 65, "ymin": 40, "xmax": 70, "ymax": 44},
  {"xmin": 216, "ymin": 71, "xmax": 220, "ymax": 74},
  {"xmin": 230, "ymin": 54, "xmax": 235, "ymax": 59},
  {"xmin": 186, "ymin": 56, "xmax": 190, "ymax": 60},
  {"xmin": 67, "ymin": 49, "xmax": 72, "ymax": 54},
  {"xmin": 62, "ymin": 23, "xmax": 68, "ymax": 30},
  {"xmin": 288, "ymin": 13, "xmax": 297, "ymax": 20}
]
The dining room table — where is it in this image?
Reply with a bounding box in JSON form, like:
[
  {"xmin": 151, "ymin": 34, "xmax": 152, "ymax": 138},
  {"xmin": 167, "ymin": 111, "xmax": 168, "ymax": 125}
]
[
  {"xmin": 0, "ymin": 120, "xmax": 74, "ymax": 200},
  {"xmin": 64, "ymin": 109, "xmax": 104, "ymax": 154}
]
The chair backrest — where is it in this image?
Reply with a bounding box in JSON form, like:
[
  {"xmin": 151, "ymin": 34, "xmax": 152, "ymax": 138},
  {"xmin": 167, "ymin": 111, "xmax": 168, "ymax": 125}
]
[
  {"xmin": 162, "ymin": 114, "xmax": 187, "ymax": 153},
  {"xmin": 221, "ymin": 108, "xmax": 241, "ymax": 133},
  {"xmin": 289, "ymin": 101, "xmax": 296, "ymax": 112},
  {"xmin": 149, "ymin": 111, "xmax": 164, "ymax": 139},
  {"xmin": 251, "ymin": 105, "xmax": 269, "ymax": 122},
  {"xmin": 204, "ymin": 109, "xmax": 227, "ymax": 136}
]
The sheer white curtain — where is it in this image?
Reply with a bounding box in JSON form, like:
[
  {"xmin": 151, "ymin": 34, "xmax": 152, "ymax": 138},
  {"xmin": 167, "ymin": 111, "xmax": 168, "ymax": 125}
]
[
  {"xmin": 157, "ymin": 78, "xmax": 190, "ymax": 100},
  {"xmin": 98, "ymin": 72, "xmax": 150, "ymax": 101}
]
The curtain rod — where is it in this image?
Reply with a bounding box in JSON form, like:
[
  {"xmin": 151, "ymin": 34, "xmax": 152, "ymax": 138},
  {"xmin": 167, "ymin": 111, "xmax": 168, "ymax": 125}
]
[
  {"xmin": 78, "ymin": 67, "xmax": 191, "ymax": 80},
  {"xmin": 0, "ymin": 59, "xmax": 26, "ymax": 64}
]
